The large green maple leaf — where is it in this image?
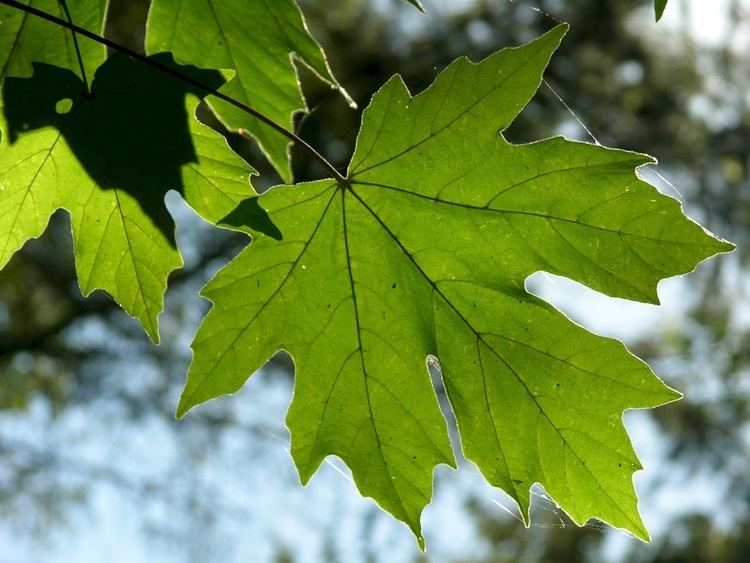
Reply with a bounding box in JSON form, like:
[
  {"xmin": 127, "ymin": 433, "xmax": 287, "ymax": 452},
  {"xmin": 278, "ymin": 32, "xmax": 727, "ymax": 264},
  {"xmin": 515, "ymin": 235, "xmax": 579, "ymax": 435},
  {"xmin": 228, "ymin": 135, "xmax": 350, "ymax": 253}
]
[
  {"xmin": 145, "ymin": 0, "xmax": 352, "ymax": 183},
  {"xmin": 0, "ymin": 53, "xmax": 253, "ymax": 340},
  {"xmin": 177, "ymin": 25, "xmax": 730, "ymax": 546}
]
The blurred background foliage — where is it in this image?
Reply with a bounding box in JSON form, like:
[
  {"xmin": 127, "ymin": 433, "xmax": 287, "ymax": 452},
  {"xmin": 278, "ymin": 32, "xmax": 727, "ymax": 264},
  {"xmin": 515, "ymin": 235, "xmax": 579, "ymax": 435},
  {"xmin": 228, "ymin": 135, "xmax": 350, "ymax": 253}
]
[{"xmin": 0, "ymin": 0, "xmax": 748, "ymax": 561}]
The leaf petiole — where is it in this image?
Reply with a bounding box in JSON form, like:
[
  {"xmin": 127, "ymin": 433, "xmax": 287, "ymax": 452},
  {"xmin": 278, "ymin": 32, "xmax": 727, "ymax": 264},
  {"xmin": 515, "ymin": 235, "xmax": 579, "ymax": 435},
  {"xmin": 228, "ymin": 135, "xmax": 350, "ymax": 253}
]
[{"xmin": 57, "ymin": 0, "xmax": 89, "ymax": 94}]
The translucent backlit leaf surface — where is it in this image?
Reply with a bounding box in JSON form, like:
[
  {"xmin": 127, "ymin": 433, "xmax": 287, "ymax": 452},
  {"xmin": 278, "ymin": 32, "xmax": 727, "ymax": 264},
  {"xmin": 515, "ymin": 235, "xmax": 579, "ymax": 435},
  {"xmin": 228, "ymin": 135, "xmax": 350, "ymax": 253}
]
[
  {"xmin": 0, "ymin": 0, "xmax": 107, "ymax": 81},
  {"xmin": 146, "ymin": 0, "xmax": 351, "ymax": 182}
]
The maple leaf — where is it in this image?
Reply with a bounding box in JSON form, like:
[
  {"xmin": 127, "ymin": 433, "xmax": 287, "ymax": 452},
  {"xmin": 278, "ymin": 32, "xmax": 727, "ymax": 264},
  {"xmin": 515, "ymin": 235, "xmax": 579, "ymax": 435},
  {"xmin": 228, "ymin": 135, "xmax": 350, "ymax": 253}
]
[
  {"xmin": 180, "ymin": 26, "xmax": 732, "ymax": 546},
  {"xmin": 0, "ymin": 0, "xmax": 106, "ymax": 81},
  {"xmin": 0, "ymin": 53, "xmax": 253, "ymax": 341},
  {"xmin": 145, "ymin": 0, "xmax": 352, "ymax": 183}
]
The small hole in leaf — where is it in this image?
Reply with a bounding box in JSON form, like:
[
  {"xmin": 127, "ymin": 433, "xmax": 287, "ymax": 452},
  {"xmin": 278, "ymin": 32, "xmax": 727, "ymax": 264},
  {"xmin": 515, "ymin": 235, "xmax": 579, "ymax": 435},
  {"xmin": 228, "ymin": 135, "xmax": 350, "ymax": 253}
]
[{"xmin": 55, "ymin": 98, "xmax": 73, "ymax": 114}]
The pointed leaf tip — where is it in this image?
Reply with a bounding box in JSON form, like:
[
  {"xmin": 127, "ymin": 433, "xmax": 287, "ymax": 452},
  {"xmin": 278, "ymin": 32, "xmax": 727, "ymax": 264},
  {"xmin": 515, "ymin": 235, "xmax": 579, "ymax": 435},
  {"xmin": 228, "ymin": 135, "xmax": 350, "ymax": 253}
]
[
  {"xmin": 655, "ymin": 0, "xmax": 669, "ymax": 21},
  {"xmin": 405, "ymin": 0, "xmax": 425, "ymax": 12},
  {"xmin": 175, "ymin": 405, "xmax": 187, "ymax": 420}
]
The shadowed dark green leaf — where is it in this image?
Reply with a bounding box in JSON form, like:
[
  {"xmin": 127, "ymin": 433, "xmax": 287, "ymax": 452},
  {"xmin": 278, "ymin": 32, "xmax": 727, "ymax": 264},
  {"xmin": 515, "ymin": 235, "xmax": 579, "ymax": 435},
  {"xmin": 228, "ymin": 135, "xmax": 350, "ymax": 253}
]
[
  {"xmin": 178, "ymin": 25, "xmax": 732, "ymax": 546},
  {"xmin": 655, "ymin": 0, "xmax": 668, "ymax": 21},
  {"xmin": 0, "ymin": 53, "xmax": 254, "ymax": 341},
  {"xmin": 145, "ymin": 0, "xmax": 352, "ymax": 183},
  {"xmin": 0, "ymin": 0, "xmax": 107, "ymax": 82},
  {"xmin": 220, "ymin": 196, "xmax": 282, "ymax": 241}
]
